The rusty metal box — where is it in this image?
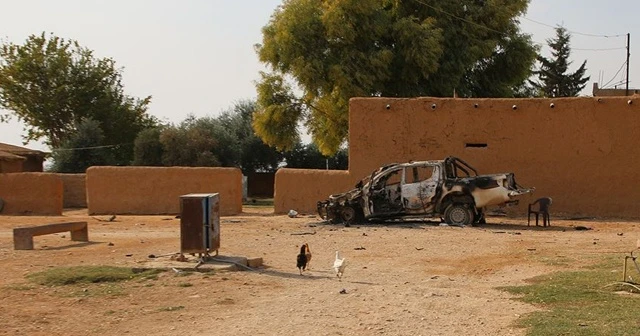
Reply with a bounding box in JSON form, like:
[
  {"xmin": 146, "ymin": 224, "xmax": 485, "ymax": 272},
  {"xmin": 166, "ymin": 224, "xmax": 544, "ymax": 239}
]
[{"xmin": 179, "ymin": 193, "xmax": 220, "ymax": 255}]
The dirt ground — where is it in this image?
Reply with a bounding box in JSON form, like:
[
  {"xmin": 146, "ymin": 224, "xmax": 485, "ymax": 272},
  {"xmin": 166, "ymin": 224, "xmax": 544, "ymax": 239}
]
[{"xmin": 0, "ymin": 207, "xmax": 638, "ymax": 336}]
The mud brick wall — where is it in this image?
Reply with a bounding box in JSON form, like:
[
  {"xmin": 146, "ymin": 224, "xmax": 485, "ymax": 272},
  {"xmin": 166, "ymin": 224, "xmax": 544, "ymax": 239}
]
[
  {"xmin": 274, "ymin": 169, "xmax": 353, "ymax": 214},
  {"xmin": 57, "ymin": 174, "xmax": 87, "ymax": 208},
  {"xmin": 276, "ymin": 95, "xmax": 640, "ymax": 218},
  {"xmin": 0, "ymin": 173, "xmax": 63, "ymax": 215},
  {"xmin": 87, "ymin": 167, "xmax": 243, "ymax": 216},
  {"xmin": 0, "ymin": 160, "xmax": 23, "ymax": 173}
]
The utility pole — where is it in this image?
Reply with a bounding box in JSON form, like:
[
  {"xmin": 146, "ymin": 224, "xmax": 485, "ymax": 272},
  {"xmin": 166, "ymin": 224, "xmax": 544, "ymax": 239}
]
[{"xmin": 626, "ymin": 33, "xmax": 631, "ymax": 96}]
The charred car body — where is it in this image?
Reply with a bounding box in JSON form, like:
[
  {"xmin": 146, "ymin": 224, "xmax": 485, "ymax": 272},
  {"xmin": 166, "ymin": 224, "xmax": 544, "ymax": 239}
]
[{"xmin": 317, "ymin": 157, "xmax": 533, "ymax": 226}]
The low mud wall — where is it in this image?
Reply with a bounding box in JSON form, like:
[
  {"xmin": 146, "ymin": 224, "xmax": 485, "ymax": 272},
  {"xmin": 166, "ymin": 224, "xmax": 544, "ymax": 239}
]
[
  {"xmin": 0, "ymin": 173, "xmax": 63, "ymax": 215},
  {"xmin": 274, "ymin": 169, "xmax": 353, "ymax": 214},
  {"xmin": 87, "ymin": 167, "xmax": 243, "ymax": 216},
  {"xmin": 57, "ymin": 174, "xmax": 87, "ymax": 208}
]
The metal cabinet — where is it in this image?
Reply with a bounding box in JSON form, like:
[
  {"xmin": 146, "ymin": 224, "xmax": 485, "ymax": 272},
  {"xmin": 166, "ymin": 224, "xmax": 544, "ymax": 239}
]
[{"xmin": 179, "ymin": 193, "xmax": 220, "ymax": 256}]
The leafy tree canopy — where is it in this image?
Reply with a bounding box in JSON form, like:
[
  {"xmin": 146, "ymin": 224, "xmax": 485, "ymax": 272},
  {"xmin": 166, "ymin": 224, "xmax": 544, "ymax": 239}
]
[
  {"xmin": 284, "ymin": 142, "xmax": 348, "ymax": 170},
  {"xmin": 530, "ymin": 26, "xmax": 590, "ymax": 97},
  {"xmin": 133, "ymin": 100, "xmax": 284, "ymax": 175},
  {"xmin": 0, "ymin": 32, "xmax": 157, "ymax": 164},
  {"xmin": 254, "ymin": 0, "xmax": 537, "ymax": 155},
  {"xmin": 50, "ymin": 118, "xmax": 115, "ymax": 173}
]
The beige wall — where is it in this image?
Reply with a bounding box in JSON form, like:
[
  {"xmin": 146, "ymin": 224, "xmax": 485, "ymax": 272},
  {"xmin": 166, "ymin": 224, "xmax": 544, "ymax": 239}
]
[
  {"xmin": 0, "ymin": 173, "xmax": 63, "ymax": 215},
  {"xmin": 274, "ymin": 169, "xmax": 352, "ymax": 214},
  {"xmin": 58, "ymin": 174, "xmax": 87, "ymax": 208},
  {"xmin": 86, "ymin": 167, "xmax": 243, "ymax": 216},
  {"xmin": 275, "ymin": 95, "xmax": 640, "ymax": 218}
]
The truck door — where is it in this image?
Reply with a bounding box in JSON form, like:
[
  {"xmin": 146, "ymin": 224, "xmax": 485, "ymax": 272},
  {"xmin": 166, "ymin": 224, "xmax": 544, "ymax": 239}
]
[{"xmin": 401, "ymin": 164, "xmax": 439, "ymax": 213}]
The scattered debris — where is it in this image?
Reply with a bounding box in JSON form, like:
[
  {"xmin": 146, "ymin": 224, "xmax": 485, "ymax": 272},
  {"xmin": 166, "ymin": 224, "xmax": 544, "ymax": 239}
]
[
  {"xmin": 93, "ymin": 215, "xmax": 117, "ymax": 222},
  {"xmin": 617, "ymin": 233, "xmax": 624, "ymax": 236},
  {"xmin": 288, "ymin": 210, "xmax": 299, "ymax": 218},
  {"xmin": 415, "ymin": 247, "xmax": 424, "ymax": 251},
  {"xmin": 527, "ymin": 248, "xmax": 536, "ymax": 251},
  {"xmin": 125, "ymin": 254, "xmax": 133, "ymax": 257},
  {"xmin": 291, "ymin": 232, "xmax": 316, "ymax": 236},
  {"xmin": 195, "ymin": 258, "xmax": 205, "ymax": 270},
  {"xmin": 567, "ymin": 216, "xmax": 595, "ymax": 221},
  {"xmin": 339, "ymin": 288, "xmax": 347, "ymax": 294},
  {"xmin": 575, "ymin": 226, "xmax": 593, "ymax": 231},
  {"xmin": 307, "ymin": 224, "xmax": 317, "ymax": 228},
  {"xmin": 107, "ymin": 242, "xmax": 114, "ymax": 246},
  {"xmin": 362, "ymin": 232, "xmax": 368, "ymax": 236},
  {"xmin": 354, "ymin": 246, "xmax": 366, "ymax": 250}
]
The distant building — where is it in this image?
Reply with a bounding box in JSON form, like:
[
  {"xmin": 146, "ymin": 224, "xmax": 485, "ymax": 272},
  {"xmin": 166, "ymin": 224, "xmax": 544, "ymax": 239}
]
[
  {"xmin": 0, "ymin": 143, "xmax": 48, "ymax": 173},
  {"xmin": 592, "ymin": 82, "xmax": 640, "ymax": 96}
]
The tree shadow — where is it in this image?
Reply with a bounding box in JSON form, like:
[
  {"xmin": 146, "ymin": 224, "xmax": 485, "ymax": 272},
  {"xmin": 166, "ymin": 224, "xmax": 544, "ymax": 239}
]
[
  {"xmin": 473, "ymin": 221, "xmax": 581, "ymax": 232},
  {"xmin": 256, "ymin": 266, "xmax": 335, "ymax": 280},
  {"xmin": 313, "ymin": 219, "xmax": 442, "ymax": 230},
  {"xmin": 38, "ymin": 241, "xmax": 102, "ymax": 251}
]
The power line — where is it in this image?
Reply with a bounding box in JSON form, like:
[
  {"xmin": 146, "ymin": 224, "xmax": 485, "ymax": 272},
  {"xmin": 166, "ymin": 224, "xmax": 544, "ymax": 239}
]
[
  {"xmin": 410, "ymin": 0, "xmax": 505, "ymax": 35},
  {"xmin": 410, "ymin": 0, "xmax": 626, "ymax": 50},
  {"xmin": 522, "ymin": 17, "xmax": 625, "ymax": 38},
  {"xmin": 573, "ymin": 47, "xmax": 626, "ymax": 52},
  {"xmin": 50, "ymin": 143, "xmax": 130, "ymax": 152},
  {"xmin": 531, "ymin": 40, "xmax": 625, "ymax": 52},
  {"xmin": 601, "ymin": 60, "xmax": 627, "ymax": 88}
]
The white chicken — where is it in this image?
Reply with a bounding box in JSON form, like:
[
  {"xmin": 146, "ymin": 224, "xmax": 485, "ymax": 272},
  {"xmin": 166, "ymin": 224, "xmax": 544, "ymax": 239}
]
[{"xmin": 333, "ymin": 250, "xmax": 347, "ymax": 280}]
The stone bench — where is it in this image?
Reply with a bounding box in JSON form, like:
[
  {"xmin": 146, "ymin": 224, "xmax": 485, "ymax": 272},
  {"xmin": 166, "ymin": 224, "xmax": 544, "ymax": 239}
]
[{"xmin": 13, "ymin": 221, "xmax": 89, "ymax": 250}]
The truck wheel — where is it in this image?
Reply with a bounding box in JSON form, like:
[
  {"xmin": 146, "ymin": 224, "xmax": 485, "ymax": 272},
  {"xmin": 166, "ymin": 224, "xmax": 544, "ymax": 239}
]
[
  {"xmin": 444, "ymin": 204, "xmax": 473, "ymax": 226},
  {"xmin": 340, "ymin": 206, "xmax": 357, "ymax": 226}
]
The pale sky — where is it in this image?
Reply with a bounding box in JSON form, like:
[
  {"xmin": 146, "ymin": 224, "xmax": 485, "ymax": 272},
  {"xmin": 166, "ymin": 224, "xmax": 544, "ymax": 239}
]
[{"xmin": 0, "ymin": 0, "xmax": 638, "ymax": 153}]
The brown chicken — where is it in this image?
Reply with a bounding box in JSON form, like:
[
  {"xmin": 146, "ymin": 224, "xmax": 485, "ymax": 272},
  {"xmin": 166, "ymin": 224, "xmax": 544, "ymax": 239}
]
[{"xmin": 296, "ymin": 244, "xmax": 308, "ymax": 275}]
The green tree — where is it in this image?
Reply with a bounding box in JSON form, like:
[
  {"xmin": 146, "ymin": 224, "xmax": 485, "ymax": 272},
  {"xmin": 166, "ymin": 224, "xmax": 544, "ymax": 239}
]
[
  {"xmin": 50, "ymin": 118, "xmax": 115, "ymax": 173},
  {"xmin": 284, "ymin": 143, "xmax": 348, "ymax": 170},
  {"xmin": 132, "ymin": 127, "xmax": 165, "ymax": 166},
  {"xmin": 219, "ymin": 100, "xmax": 283, "ymax": 175},
  {"xmin": 254, "ymin": 0, "xmax": 537, "ymax": 155},
  {"xmin": 530, "ymin": 26, "xmax": 590, "ymax": 97},
  {"xmin": 158, "ymin": 116, "xmax": 221, "ymax": 167},
  {"xmin": 0, "ymin": 32, "xmax": 157, "ymax": 163}
]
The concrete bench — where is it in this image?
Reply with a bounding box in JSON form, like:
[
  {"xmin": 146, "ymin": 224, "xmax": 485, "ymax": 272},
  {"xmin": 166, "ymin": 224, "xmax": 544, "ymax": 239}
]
[{"xmin": 13, "ymin": 221, "xmax": 89, "ymax": 250}]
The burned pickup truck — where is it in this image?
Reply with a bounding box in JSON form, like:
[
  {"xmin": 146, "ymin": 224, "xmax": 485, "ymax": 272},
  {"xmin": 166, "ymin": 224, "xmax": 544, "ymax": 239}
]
[{"xmin": 317, "ymin": 156, "xmax": 533, "ymax": 226}]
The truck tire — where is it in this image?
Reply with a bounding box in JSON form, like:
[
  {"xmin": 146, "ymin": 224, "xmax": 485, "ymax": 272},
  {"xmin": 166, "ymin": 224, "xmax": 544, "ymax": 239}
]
[
  {"xmin": 340, "ymin": 205, "xmax": 364, "ymax": 226},
  {"xmin": 444, "ymin": 203, "xmax": 473, "ymax": 226}
]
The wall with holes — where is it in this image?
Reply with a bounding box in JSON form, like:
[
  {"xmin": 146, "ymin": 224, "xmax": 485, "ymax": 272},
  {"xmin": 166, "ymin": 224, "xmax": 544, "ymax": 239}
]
[{"xmin": 275, "ymin": 95, "xmax": 640, "ymax": 218}]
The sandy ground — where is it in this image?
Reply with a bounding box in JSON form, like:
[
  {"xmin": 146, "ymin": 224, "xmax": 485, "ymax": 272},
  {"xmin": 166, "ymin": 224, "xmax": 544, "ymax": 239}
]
[{"xmin": 0, "ymin": 207, "xmax": 638, "ymax": 336}]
